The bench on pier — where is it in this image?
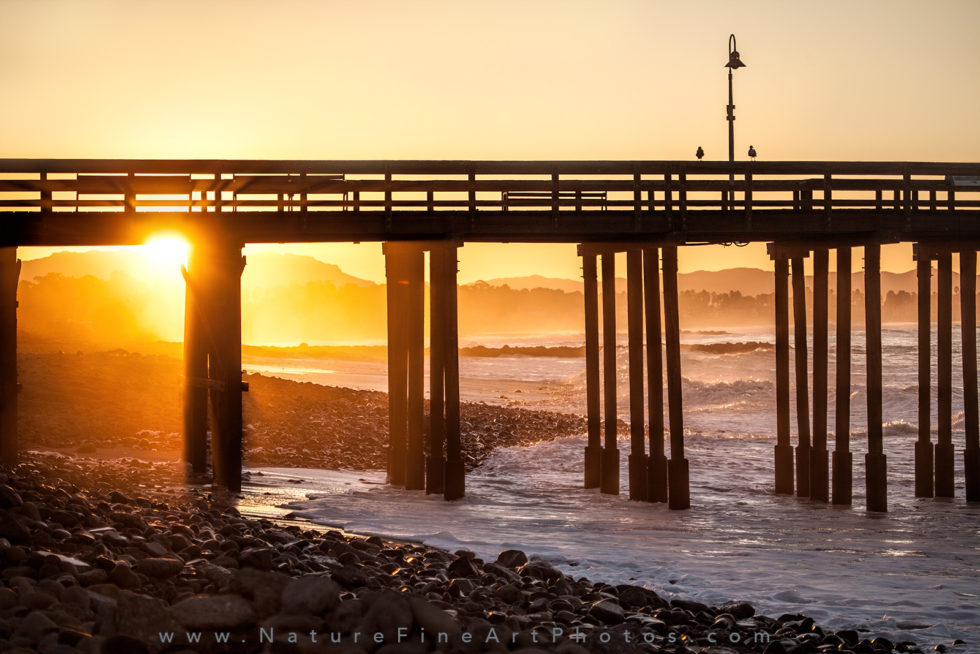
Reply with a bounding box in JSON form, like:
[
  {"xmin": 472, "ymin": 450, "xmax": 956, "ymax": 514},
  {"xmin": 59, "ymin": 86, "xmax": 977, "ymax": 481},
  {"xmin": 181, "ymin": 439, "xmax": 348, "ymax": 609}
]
[{"xmin": 501, "ymin": 190, "xmax": 607, "ymax": 210}]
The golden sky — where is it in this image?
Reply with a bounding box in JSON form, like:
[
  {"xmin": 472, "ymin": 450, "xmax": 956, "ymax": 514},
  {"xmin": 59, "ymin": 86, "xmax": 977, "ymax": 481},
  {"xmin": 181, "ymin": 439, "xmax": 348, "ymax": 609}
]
[{"xmin": 4, "ymin": 0, "xmax": 979, "ymax": 281}]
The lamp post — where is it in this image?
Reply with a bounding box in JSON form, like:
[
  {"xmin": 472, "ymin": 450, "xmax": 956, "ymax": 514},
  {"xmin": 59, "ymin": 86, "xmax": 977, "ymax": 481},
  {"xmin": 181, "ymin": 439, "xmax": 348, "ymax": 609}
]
[{"xmin": 726, "ymin": 34, "xmax": 746, "ymax": 165}]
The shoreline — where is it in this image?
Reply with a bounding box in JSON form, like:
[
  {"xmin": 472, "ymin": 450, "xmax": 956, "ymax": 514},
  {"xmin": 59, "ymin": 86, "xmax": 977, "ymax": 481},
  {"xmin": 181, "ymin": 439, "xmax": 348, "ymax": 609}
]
[{"xmin": 0, "ymin": 450, "xmax": 924, "ymax": 653}]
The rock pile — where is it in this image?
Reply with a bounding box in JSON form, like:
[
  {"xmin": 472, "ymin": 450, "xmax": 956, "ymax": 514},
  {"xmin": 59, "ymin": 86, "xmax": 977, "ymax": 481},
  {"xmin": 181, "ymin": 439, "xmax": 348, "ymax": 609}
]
[{"xmin": 0, "ymin": 453, "xmax": 927, "ymax": 654}]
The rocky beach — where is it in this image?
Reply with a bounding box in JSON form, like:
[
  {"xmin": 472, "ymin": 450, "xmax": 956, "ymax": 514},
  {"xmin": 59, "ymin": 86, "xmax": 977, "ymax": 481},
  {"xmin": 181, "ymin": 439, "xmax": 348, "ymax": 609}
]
[
  {"xmin": 0, "ymin": 453, "xmax": 927, "ymax": 654},
  {"xmin": 1, "ymin": 351, "xmax": 935, "ymax": 653}
]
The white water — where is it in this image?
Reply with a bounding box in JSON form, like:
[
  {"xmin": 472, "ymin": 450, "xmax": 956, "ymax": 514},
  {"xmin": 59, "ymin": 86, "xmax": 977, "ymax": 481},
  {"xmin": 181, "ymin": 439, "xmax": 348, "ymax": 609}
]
[{"xmin": 243, "ymin": 326, "xmax": 980, "ymax": 651}]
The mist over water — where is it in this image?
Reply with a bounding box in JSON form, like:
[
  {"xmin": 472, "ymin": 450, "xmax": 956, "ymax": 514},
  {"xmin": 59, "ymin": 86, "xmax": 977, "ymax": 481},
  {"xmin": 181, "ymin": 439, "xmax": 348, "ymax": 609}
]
[{"xmin": 246, "ymin": 326, "xmax": 980, "ymax": 649}]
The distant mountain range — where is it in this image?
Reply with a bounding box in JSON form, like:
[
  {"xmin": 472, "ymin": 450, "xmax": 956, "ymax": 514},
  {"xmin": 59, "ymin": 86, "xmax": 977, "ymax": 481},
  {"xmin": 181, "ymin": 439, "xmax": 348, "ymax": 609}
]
[
  {"xmin": 20, "ymin": 250, "xmax": 974, "ymax": 296},
  {"xmin": 483, "ymin": 268, "xmax": 970, "ymax": 296},
  {"xmin": 21, "ymin": 251, "xmax": 376, "ymax": 289}
]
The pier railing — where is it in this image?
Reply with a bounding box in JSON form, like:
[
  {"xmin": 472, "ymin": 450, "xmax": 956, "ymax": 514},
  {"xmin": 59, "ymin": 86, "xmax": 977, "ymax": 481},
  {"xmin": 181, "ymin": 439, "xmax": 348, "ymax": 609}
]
[{"xmin": 1, "ymin": 159, "xmax": 979, "ymax": 244}]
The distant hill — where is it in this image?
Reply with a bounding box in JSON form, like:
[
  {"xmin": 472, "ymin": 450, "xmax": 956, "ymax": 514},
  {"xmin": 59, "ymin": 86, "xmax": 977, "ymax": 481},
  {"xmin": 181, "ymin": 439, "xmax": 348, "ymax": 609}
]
[
  {"xmin": 20, "ymin": 250, "xmax": 375, "ymax": 289},
  {"xmin": 21, "ymin": 250, "xmax": 143, "ymax": 282},
  {"xmin": 480, "ymin": 268, "xmax": 974, "ymax": 297},
  {"xmin": 479, "ymin": 274, "xmax": 584, "ymax": 293},
  {"xmin": 242, "ymin": 252, "xmax": 375, "ymax": 288}
]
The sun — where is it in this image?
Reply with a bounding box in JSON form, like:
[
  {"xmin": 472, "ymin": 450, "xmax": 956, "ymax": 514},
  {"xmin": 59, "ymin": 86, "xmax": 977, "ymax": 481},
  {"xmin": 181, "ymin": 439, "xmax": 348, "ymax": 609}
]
[{"xmin": 142, "ymin": 234, "xmax": 190, "ymax": 272}]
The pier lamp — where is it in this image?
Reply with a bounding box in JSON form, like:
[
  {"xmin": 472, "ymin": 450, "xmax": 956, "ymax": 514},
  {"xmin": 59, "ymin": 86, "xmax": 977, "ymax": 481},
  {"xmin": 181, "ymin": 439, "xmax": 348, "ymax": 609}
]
[{"xmin": 725, "ymin": 34, "xmax": 746, "ymax": 165}]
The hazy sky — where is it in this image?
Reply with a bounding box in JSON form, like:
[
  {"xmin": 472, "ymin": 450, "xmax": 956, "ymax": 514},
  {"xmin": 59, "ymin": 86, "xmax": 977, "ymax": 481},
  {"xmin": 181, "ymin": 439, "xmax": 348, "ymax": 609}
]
[{"xmin": 4, "ymin": 0, "xmax": 979, "ymax": 282}]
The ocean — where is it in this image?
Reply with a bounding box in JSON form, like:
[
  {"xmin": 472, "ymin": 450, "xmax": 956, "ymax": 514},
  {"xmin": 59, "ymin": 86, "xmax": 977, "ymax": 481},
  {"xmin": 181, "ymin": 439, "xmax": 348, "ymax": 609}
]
[{"xmin": 241, "ymin": 326, "xmax": 980, "ymax": 651}]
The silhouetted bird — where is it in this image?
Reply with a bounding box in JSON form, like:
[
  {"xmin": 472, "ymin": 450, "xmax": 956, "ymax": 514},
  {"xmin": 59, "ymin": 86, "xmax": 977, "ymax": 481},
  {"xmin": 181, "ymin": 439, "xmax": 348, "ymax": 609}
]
[
  {"xmin": 748, "ymin": 145, "xmax": 757, "ymax": 160},
  {"xmin": 696, "ymin": 146, "xmax": 704, "ymax": 161}
]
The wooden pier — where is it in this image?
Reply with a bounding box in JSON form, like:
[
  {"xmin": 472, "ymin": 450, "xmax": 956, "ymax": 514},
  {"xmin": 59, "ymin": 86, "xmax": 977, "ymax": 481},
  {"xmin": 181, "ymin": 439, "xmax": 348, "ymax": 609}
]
[{"xmin": 1, "ymin": 158, "xmax": 979, "ymax": 509}]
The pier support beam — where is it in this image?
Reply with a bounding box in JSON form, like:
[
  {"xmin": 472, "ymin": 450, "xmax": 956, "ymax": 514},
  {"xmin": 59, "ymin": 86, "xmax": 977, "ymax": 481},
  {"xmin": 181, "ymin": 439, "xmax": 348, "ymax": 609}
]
[
  {"xmin": 580, "ymin": 247, "xmax": 602, "ymax": 489},
  {"xmin": 833, "ymin": 247, "xmax": 853, "ymax": 505},
  {"xmin": 0, "ymin": 248, "xmax": 20, "ymax": 464},
  {"xmin": 864, "ymin": 243, "xmax": 887, "ymax": 512},
  {"xmin": 383, "ymin": 243, "xmax": 410, "ymax": 486},
  {"xmin": 811, "ymin": 248, "xmax": 830, "ymax": 502},
  {"xmin": 770, "ymin": 249, "xmax": 794, "ymax": 494},
  {"xmin": 182, "ymin": 245, "xmax": 209, "ymax": 474},
  {"xmin": 205, "ymin": 238, "xmax": 246, "ymax": 492},
  {"xmin": 662, "ymin": 246, "xmax": 689, "ymax": 509},
  {"xmin": 405, "ymin": 245, "xmax": 426, "ymax": 491},
  {"xmin": 960, "ymin": 249, "xmax": 980, "ymax": 502},
  {"xmin": 936, "ymin": 251, "xmax": 954, "ymax": 498},
  {"xmin": 439, "ymin": 244, "xmax": 464, "ymax": 501},
  {"xmin": 427, "ymin": 246, "xmax": 447, "ymax": 496},
  {"xmin": 627, "ymin": 250, "xmax": 647, "ymax": 500},
  {"xmin": 644, "ymin": 247, "xmax": 668, "ymax": 503},
  {"xmin": 385, "ymin": 241, "xmax": 463, "ymax": 500},
  {"xmin": 913, "ymin": 246, "xmax": 934, "ymax": 497},
  {"xmin": 600, "ymin": 251, "xmax": 620, "ymax": 494},
  {"xmin": 791, "ymin": 255, "xmax": 812, "ymax": 498}
]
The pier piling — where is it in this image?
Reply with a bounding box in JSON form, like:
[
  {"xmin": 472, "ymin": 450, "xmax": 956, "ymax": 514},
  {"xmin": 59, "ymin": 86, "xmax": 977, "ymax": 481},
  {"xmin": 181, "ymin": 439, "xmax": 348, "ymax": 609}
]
[
  {"xmin": 771, "ymin": 250, "xmax": 794, "ymax": 494},
  {"xmin": 913, "ymin": 246, "xmax": 934, "ymax": 497},
  {"xmin": 662, "ymin": 245, "xmax": 690, "ymax": 509},
  {"xmin": 204, "ymin": 238, "xmax": 246, "ymax": 492},
  {"xmin": 936, "ymin": 251, "xmax": 954, "ymax": 498},
  {"xmin": 181, "ymin": 245, "xmax": 209, "ymax": 474},
  {"xmin": 0, "ymin": 247, "xmax": 19, "ymax": 464},
  {"xmin": 600, "ymin": 251, "xmax": 620, "ymax": 495},
  {"xmin": 960, "ymin": 249, "xmax": 980, "ymax": 502},
  {"xmin": 427, "ymin": 246, "xmax": 447, "ymax": 495},
  {"xmin": 405, "ymin": 245, "xmax": 426, "ymax": 491},
  {"xmin": 811, "ymin": 248, "xmax": 830, "ymax": 503},
  {"xmin": 440, "ymin": 244, "xmax": 464, "ymax": 501},
  {"xmin": 832, "ymin": 247, "xmax": 853, "ymax": 505},
  {"xmin": 791, "ymin": 254, "xmax": 812, "ymax": 498},
  {"xmin": 580, "ymin": 247, "xmax": 602, "ymax": 489},
  {"xmin": 864, "ymin": 243, "xmax": 887, "ymax": 512},
  {"xmin": 627, "ymin": 249, "xmax": 647, "ymax": 500},
  {"xmin": 644, "ymin": 247, "xmax": 668, "ymax": 503},
  {"xmin": 383, "ymin": 243, "xmax": 410, "ymax": 486}
]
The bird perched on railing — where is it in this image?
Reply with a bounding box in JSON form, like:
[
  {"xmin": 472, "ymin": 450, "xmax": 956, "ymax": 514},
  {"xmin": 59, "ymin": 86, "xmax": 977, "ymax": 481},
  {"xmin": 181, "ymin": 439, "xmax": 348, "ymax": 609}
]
[
  {"xmin": 696, "ymin": 146, "xmax": 704, "ymax": 161},
  {"xmin": 748, "ymin": 145, "xmax": 757, "ymax": 160}
]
